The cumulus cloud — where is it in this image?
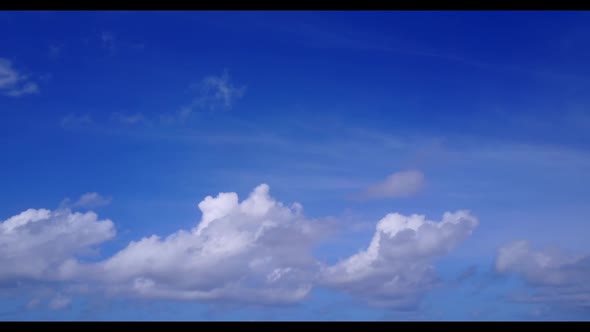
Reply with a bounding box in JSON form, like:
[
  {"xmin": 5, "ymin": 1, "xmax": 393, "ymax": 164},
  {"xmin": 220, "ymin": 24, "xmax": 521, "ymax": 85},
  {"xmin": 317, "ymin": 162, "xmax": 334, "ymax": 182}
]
[
  {"xmin": 362, "ymin": 170, "xmax": 425, "ymax": 199},
  {"xmin": 68, "ymin": 184, "xmax": 321, "ymax": 305},
  {"xmin": 0, "ymin": 58, "xmax": 39, "ymax": 97},
  {"xmin": 0, "ymin": 184, "xmax": 478, "ymax": 309},
  {"xmin": 496, "ymin": 241, "xmax": 590, "ymax": 309},
  {"xmin": 63, "ymin": 192, "xmax": 112, "ymax": 209},
  {"xmin": 321, "ymin": 210, "xmax": 479, "ymax": 308},
  {"xmin": 0, "ymin": 208, "xmax": 115, "ymax": 282}
]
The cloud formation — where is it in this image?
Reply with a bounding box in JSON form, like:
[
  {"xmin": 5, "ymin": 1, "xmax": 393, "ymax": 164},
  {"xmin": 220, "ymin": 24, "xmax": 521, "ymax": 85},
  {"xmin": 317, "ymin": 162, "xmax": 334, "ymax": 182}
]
[
  {"xmin": 321, "ymin": 210, "xmax": 478, "ymax": 308},
  {"xmin": 0, "ymin": 184, "xmax": 478, "ymax": 309},
  {"xmin": 362, "ymin": 170, "xmax": 425, "ymax": 199},
  {"xmin": 66, "ymin": 184, "xmax": 320, "ymax": 305},
  {"xmin": 0, "ymin": 58, "xmax": 39, "ymax": 97},
  {"xmin": 0, "ymin": 208, "xmax": 115, "ymax": 282},
  {"xmin": 496, "ymin": 241, "xmax": 590, "ymax": 309}
]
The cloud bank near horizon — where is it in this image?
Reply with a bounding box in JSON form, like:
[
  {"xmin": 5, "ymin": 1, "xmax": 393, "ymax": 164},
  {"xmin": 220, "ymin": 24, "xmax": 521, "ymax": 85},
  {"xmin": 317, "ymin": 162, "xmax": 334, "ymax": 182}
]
[{"xmin": 0, "ymin": 183, "xmax": 479, "ymax": 309}]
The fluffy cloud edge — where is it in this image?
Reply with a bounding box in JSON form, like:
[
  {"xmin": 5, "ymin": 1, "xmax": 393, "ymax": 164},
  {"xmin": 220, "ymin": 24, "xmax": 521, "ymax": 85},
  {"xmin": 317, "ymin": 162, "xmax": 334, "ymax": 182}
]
[{"xmin": 1, "ymin": 183, "xmax": 479, "ymax": 309}]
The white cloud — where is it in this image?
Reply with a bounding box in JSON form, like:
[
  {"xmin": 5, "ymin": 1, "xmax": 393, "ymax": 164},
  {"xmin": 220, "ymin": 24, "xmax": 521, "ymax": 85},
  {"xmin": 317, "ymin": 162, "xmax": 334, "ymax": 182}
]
[
  {"xmin": 362, "ymin": 170, "xmax": 425, "ymax": 199},
  {"xmin": 0, "ymin": 58, "xmax": 39, "ymax": 97},
  {"xmin": 62, "ymin": 192, "xmax": 112, "ymax": 209},
  {"xmin": 321, "ymin": 210, "xmax": 479, "ymax": 308},
  {"xmin": 496, "ymin": 241, "xmax": 590, "ymax": 309},
  {"xmin": 48, "ymin": 294, "xmax": 71, "ymax": 310},
  {"xmin": 0, "ymin": 184, "xmax": 479, "ymax": 309},
  {"xmin": 67, "ymin": 184, "xmax": 321, "ymax": 305},
  {"xmin": 0, "ymin": 208, "xmax": 115, "ymax": 282}
]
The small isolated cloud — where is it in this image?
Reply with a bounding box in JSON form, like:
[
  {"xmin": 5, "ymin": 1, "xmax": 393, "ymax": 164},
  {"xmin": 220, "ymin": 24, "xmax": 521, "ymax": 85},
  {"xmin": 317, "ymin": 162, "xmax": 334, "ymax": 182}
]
[
  {"xmin": 362, "ymin": 170, "xmax": 425, "ymax": 199},
  {"xmin": 496, "ymin": 241, "xmax": 590, "ymax": 309},
  {"xmin": 0, "ymin": 58, "xmax": 39, "ymax": 97},
  {"xmin": 321, "ymin": 210, "xmax": 479, "ymax": 308},
  {"xmin": 48, "ymin": 294, "xmax": 71, "ymax": 310},
  {"xmin": 170, "ymin": 70, "xmax": 246, "ymax": 122},
  {"xmin": 0, "ymin": 208, "xmax": 115, "ymax": 283},
  {"xmin": 62, "ymin": 192, "xmax": 112, "ymax": 209},
  {"xmin": 200, "ymin": 69, "xmax": 246, "ymax": 110},
  {"xmin": 61, "ymin": 114, "xmax": 93, "ymax": 128},
  {"xmin": 110, "ymin": 112, "xmax": 145, "ymax": 125}
]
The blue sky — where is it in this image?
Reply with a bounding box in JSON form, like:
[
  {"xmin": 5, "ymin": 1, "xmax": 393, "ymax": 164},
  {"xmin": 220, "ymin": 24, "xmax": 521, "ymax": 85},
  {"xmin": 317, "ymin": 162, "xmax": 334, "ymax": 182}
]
[{"xmin": 1, "ymin": 11, "xmax": 590, "ymax": 321}]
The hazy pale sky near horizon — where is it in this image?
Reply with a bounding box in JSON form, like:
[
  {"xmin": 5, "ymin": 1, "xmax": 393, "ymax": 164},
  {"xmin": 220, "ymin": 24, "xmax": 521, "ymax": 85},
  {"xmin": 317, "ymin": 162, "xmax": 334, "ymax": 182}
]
[{"xmin": 1, "ymin": 11, "xmax": 590, "ymax": 320}]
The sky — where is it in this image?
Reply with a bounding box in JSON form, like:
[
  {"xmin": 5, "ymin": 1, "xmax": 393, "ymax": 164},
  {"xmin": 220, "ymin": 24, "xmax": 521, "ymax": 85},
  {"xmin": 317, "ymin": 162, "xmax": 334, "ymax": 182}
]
[{"xmin": 1, "ymin": 10, "xmax": 590, "ymax": 321}]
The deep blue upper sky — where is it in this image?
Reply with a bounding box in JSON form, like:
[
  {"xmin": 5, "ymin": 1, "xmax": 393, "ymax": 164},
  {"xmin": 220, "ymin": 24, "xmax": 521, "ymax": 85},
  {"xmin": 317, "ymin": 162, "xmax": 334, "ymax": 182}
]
[{"xmin": 1, "ymin": 11, "xmax": 589, "ymax": 321}]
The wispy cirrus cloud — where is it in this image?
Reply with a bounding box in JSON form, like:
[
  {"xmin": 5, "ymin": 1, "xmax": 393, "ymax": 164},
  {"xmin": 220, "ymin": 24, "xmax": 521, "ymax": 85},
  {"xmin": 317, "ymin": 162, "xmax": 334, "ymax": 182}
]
[
  {"xmin": 0, "ymin": 58, "xmax": 39, "ymax": 97},
  {"xmin": 63, "ymin": 70, "xmax": 245, "ymax": 129},
  {"xmin": 200, "ymin": 69, "xmax": 246, "ymax": 110},
  {"xmin": 169, "ymin": 69, "xmax": 246, "ymax": 122}
]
